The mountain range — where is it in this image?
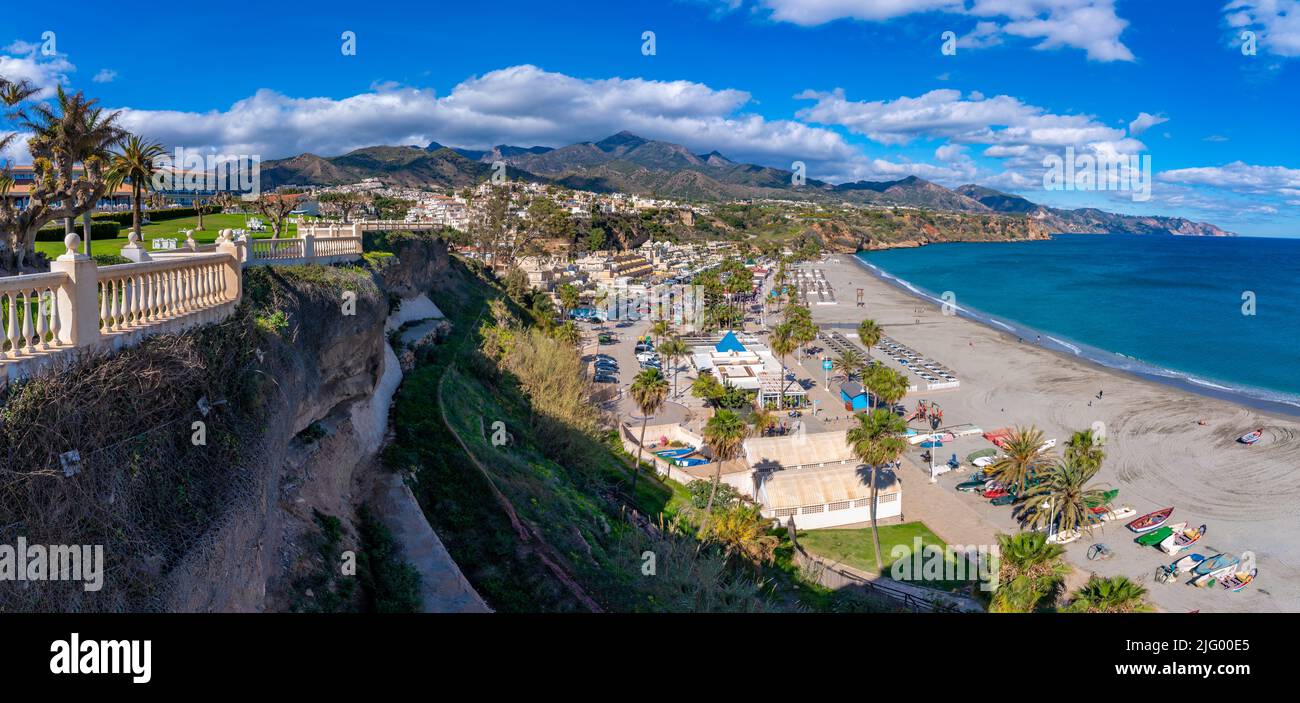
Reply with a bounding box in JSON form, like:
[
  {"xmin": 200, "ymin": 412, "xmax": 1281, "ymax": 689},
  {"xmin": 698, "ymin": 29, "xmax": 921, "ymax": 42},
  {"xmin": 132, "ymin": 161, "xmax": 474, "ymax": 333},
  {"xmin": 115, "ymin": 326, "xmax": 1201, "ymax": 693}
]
[{"xmin": 261, "ymin": 131, "xmax": 1231, "ymax": 237}]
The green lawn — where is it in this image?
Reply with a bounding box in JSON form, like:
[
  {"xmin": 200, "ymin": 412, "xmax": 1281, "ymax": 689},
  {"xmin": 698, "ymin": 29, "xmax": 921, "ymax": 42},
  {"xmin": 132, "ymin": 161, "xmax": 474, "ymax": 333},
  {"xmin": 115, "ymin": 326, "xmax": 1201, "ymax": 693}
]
[
  {"xmin": 36, "ymin": 213, "xmax": 293, "ymax": 259},
  {"xmin": 798, "ymin": 522, "xmax": 951, "ymax": 577}
]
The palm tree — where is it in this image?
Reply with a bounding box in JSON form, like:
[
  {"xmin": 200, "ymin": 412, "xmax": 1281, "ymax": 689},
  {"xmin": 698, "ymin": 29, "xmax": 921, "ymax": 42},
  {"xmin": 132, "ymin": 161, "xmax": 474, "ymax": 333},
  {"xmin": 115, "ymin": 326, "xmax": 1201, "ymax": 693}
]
[
  {"xmin": 989, "ymin": 426, "xmax": 1054, "ymax": 496},
  {"xmin": 691, "ymin": 371, "xmax": 724, "ymax": 414},
  {"xmin": 27, "ymin": 88, "xmax": 125, "ymax": 256},
  {"xmin": 650, "ymin": 319, "xmax": 671, "ymax": 349},
  {"xmin": 709, "ymin": 504, "xmax": 778, "ymax": 570},
  {"xmin": 749, "ymin": 407, "xmax": 777, "ymax": 436},
  {"xmin": 857, "ymin": 318, "xmax": 882, "ymax": 361},
  {"xmin": 557, "ymin": 283, "xmax": 580, "ymax": 319},
  {"xmin": 1065, "ymin": 428, "xmax": 1105, "ymax": 472},
  {"xmin": 1065, "ymin": 575, "xmax": 1153, "ymax": 613},
  {"xmin": 845, "ymin": 409, "xmax": 908, "ymax": 572},
  {"xmin": 1021, "ymin": 456, "xmax": 1109, "ymax": 537},
  {"xmin": 989, "ymin": 531, "xmax": 1070, "ymax": 613},
  {"xmin": 867, "ymin": 365, "xmax": 910, "ymax": 414},
  {"xmin": 658, "ymin": 337, "xmax": 688, "ymax": 399},
  {"xmin": 628, "ymin": 368, "xmax": 670, "ymax": 499},
  {"xmin": 769, "ymin": 323, "xmax": 797, "ymax": 409},
  {"xmin": 834, "ymin": 348, "xmax": 865, "ymax": 383},
  {"xmin": 552, "ymin": 320, "xmax": 581, "ymax": 347},
  {"xmin": 106, "ymin": 134, "xmax": 166, "ymax": 243},
  {"xmin": 701, "ymin": 409, "xmax": 750, "ymax": 526}
]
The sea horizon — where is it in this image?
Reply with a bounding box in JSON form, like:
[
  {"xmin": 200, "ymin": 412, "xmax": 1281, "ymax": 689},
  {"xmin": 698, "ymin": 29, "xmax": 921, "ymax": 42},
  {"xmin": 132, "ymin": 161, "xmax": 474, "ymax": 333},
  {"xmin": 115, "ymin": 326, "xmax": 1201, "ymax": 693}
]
[{"xmin": 856, "ymin": 233, "xmax": 1300, "ymax": 418}]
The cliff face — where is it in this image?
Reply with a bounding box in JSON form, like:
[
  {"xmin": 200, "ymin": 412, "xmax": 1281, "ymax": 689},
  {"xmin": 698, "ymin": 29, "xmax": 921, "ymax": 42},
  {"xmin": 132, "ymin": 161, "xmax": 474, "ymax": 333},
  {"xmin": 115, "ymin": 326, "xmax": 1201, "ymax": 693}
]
[
  {"xmin": 169, "ymin": 237, "xmax": 461, "ymax": 613},
  {"xmin": 811, "ymin": 210, "xmax": 1052, "ymax": 254},
  {"xmin": 0, "ymin": 235, "xmax": 461, "ymax": 613}
]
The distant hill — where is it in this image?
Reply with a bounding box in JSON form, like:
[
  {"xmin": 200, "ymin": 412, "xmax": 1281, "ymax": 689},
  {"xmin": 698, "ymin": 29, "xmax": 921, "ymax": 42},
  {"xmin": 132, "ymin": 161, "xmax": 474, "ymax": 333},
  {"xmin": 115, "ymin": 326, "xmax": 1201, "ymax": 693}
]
[{"xmin": 260, "ymin": 131, "xmax": 1232, "ymax": 236}]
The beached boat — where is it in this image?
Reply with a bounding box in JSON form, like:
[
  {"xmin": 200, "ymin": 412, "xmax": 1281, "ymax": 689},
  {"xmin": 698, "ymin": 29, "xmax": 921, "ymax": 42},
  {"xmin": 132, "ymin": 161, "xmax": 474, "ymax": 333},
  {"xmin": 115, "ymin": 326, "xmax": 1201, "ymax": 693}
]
[
  {"xmin": 1099, "ymin": 505, "xmax": 1137, "ymax": 522},
  {"xmin": 1046, "ymin": 528, "xmax": 1081, "ymax": 545},
  {"xmin": 1238, "ymin": 428, "xmax": 1263, "ymax": 445},
  {"xmin": 1192, "ymin": 557, "xmax": 1240, "ymax": 588},
  {"xmin": 966, "ymin": 448, "xmax": 997, "ymax": 463},
  {"xmin": 1127, "ymin": 507, "xmax": 1174, "ymax": 533},
  {"xmin": 654, "ymin": 447, "xmax": 695, "ymax": 458},
  {"xmin": 982, "ymin": 486, "xmax": 1010, "ymax": 499},
  {"xmin": 1222, "ymin": 568, "xmax": 1257, "ymax": 592},
  {"xmin": 972, "ymin": 456, "xmax": 997, "ymax": 469},
  {"xmin": 1157, "ymin": 553, "xmax": 1207, "ymax": 584},
  {"xmin": 955, "ymin": 479, "xmax": 989, "ymax": 492},
  {"xmin": 990, "ymin": 494, "xmax": 1016, "ymax": 506},
  {"xmin": 1136, "ymin": 522, "xmax": 1185, "ymax": 547},
  {"xmin": 1160, "ymin": 524, "xmax": 1207, "ymax": 555},
  {"xmin": 1193, "ymin": 553, "xmax": 1239, "ymax": 577},
  {"xmin": 672, "ymin": 457, "xmax": 708, "ymax": 467}
]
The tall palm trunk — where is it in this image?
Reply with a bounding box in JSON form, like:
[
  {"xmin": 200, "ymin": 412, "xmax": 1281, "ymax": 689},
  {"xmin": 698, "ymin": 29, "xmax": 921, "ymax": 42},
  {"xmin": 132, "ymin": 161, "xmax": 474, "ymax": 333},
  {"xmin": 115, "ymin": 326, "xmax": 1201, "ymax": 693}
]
[
  {"xmin": 632, "ymin": 416, "xmax": 649, "ymax": 499},
  {"xmin": 132, "ymin": 183, "xmax": 142, "ymax": 239},
  {"xmin": 82, "ymin": 211, "xmax": 93, "ymax": 257},
  {"xmin": 701, "ymin": 463, "xmax": 724, "ymax": 537},
  {"xmin": 868, "ymin": 463, "xmax": 883, "ymax": 572}
]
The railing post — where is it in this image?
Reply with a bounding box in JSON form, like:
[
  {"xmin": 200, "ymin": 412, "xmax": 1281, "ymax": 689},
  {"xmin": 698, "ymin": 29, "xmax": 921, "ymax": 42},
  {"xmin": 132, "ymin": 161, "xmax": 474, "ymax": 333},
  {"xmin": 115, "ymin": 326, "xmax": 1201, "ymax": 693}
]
[
  {"xmin": 48, "ymin": 233, "xmax": 100, "ymax": 348},
  {"xmin": 352, "ymin": 222, "xmax": 361, "ymax": 238},
  {"xmin": 216, "ymin": 236, "xmax": 244, "ymax": 305},
  {"xmin": 302, "ymin": 232, "xmax": 315, "ymax": 260}
]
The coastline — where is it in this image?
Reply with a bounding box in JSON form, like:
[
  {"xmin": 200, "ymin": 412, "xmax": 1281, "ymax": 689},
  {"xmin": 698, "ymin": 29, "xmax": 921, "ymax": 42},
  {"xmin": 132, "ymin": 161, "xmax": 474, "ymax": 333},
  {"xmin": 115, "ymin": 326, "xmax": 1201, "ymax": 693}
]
[
  {"xmin": 852, "ymin": 253, "xmax": 1300, "ymax": 420},
  {"xmin": 805, "ymin": 252, "xmax": 1300, "ymax": 613}
]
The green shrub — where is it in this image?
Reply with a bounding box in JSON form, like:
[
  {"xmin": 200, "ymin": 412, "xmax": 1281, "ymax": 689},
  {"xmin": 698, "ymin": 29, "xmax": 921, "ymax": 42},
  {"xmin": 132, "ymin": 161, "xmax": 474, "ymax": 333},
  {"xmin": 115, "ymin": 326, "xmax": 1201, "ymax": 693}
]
[{"xmin": 36, "ymin": 221, "xmax": 120, "ymax": 241}]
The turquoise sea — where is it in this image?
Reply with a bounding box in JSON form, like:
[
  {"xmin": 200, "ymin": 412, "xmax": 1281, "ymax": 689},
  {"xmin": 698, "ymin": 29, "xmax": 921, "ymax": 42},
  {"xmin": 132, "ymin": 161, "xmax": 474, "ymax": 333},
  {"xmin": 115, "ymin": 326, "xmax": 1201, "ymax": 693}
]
[{"xmin": 857, "ymin": 234, "xmax": 1300, "ymax": 415}]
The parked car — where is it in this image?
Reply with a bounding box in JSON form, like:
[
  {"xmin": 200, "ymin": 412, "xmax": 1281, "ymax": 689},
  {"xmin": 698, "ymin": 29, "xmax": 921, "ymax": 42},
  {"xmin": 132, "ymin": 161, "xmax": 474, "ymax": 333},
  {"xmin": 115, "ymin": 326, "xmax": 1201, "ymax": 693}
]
[
  {"xmin": 593, "ymin": 374, "xmax": 618, "ymax": 384},
  {"xmin": 595, "ymin": 362, "xmax": 619, "ymax": 372}
]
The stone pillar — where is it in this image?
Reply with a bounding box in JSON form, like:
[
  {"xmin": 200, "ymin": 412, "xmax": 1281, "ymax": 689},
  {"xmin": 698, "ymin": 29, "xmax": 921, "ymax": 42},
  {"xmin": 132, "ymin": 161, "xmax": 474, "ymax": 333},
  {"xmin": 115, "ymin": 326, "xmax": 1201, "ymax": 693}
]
[
  {"xmin": 216, "ymin": 238, "xmax": 244, "ymax": 305},
  {"xmin": 303, "ymin": 232, "xmax": 316, "ymax": 260},
  {"xmin": 352, "ymin": 222, "xmax": 361, "ymax": 238},
  {"xmin": 48, "ymin": 233, "xmax": 100, "ymax": 348},
  {"xmin": 120, "ymin": 230, "xmax": 151, "ymax": 263}
]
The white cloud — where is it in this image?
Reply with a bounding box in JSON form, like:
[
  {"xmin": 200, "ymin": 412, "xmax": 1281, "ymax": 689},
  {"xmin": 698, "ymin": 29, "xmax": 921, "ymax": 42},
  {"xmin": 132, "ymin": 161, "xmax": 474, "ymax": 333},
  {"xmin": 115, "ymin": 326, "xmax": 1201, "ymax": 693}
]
[
  {"xmin": 93, "ymin": 68, "xmax": 117, "ymax": 83},
  {"xmin": 1127, "ymin": 111, "xmax": 1168, "ymax": 135},
  {"xmin": 1159, "ymin": 161, "xmax": 1300, "ymax": 197},
  {"xmin": 96, "ymin": 64, "xmax": 905, "ymax": 183},
  {"xmin": 1224, "ymin": 0, "xmax": 1300, "ymax": 57},
  {"xmin": 727, "ymin": 0, "xmax": 1134, "ymax": 60},
  {"xmin": 0, "ymin": 45, "xmax": 74, "ymax": 98},
  {"xmin": 795, "ymin": 87, "xmax": 1141, "ymax": 152}
]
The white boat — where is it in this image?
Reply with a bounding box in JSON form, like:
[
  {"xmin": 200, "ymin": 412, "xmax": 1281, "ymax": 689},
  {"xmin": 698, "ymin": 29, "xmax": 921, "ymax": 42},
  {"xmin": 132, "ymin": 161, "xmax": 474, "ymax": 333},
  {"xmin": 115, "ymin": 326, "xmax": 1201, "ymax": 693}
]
[
  {"xmin": 973, "ymin": 456, "xmax": 997, "ymax": 468},
  {"xmin": 1159, "ymin": 523, "xmax": 1207, "ymax": 555},
  {"xmin": 1099, "ymin": 505, "xmax": 1137, "ymax": 522},
  {"xmin": 1046, "ymin": 528, "xmax": 1081, "ymax": 545},
  {"xmin": 908, "ymin": 432, "xmax": 942, "ymax": 445}
]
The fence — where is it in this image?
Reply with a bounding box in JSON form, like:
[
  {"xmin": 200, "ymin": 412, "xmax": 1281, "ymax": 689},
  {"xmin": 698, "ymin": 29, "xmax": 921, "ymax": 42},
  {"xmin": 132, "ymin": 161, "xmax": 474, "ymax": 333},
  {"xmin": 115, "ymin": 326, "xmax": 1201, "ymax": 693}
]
[
  {"xmin": 788, "ymin": 531, "xmax": 978, "ymax": 613},
  {"xmin": 1, "ymin": 226, "xmax": 365, "ymax": 384}
]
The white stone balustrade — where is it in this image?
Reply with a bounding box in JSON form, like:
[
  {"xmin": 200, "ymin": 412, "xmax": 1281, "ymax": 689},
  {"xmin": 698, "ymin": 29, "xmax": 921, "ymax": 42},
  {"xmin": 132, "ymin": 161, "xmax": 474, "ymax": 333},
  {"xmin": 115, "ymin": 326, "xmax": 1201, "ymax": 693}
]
[{"xmin": 1, "ymin": 224, "xmax": 368, "ymax": 383}]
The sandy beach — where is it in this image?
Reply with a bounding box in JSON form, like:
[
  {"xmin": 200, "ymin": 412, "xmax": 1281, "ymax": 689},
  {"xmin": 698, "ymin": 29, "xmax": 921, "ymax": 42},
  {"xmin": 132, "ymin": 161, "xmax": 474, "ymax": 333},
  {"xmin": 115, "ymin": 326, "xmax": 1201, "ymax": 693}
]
[{"xmin": 804, "ymin": 253, "xmax": 1300, "ymax": 612}]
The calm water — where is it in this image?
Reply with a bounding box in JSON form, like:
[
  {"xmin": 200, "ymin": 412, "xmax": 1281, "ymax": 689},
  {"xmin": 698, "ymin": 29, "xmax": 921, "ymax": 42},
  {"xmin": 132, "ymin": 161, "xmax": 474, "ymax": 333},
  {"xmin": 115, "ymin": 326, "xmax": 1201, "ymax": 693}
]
[{"xmin": 858, "ymin": 234, "xmax": 1300, "ymax": 412}]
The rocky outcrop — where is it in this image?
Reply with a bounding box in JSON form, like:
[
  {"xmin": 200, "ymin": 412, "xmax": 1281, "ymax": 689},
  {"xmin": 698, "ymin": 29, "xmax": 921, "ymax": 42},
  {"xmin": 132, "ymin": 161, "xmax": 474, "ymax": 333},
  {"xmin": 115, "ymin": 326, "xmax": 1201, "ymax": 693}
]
[{"xmin": 165, "ymin": 235, "xmax": 484, "ymax": 612}]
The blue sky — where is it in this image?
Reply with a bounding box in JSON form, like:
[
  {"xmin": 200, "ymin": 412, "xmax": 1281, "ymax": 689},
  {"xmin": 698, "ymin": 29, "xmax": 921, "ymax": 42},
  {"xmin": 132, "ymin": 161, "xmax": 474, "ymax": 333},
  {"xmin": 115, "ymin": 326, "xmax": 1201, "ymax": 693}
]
[{"xmin": 2, "ymin": 0, "xmax": 1299, "ymax": 235}]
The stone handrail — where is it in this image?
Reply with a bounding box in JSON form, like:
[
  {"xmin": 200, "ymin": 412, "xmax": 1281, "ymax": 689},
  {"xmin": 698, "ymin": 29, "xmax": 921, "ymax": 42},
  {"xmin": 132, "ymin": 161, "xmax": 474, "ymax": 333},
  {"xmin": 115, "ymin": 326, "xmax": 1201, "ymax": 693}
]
[
  {"xmin": 2, "ymin": 225, "xmax": 367, "ymax": 384},
  {"xmin": 1, "ymin": 271, "xmax": 70, "ymax": 359}
]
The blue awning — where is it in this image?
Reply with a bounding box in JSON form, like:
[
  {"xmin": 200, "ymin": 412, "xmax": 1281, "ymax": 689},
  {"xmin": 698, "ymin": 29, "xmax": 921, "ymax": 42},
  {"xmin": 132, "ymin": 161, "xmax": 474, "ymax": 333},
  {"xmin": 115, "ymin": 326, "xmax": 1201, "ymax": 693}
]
[{"xmin": 714, "ymin": 331, "xmax": 746, "ymax": 353}]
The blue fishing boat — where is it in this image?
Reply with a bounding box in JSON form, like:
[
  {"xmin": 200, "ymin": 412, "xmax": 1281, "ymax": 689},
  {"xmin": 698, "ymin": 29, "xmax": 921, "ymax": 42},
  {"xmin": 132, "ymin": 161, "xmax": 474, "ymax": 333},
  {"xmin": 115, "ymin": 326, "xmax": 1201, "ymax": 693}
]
[{"xmin": 655, "ymin": 447, "xmax": 695, "ymax": 458}]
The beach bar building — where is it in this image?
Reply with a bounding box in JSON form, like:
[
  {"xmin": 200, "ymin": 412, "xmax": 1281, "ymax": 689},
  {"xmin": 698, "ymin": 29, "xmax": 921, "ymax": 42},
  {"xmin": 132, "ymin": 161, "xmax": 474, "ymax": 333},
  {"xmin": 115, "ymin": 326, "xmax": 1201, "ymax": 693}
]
[
  {"xmin": 744, "ymin": 430, "xmax": 902, "ymax": 529},
  {"xmin": 757, "ymin": 465, "xmax": 901, "ymax": 530}
]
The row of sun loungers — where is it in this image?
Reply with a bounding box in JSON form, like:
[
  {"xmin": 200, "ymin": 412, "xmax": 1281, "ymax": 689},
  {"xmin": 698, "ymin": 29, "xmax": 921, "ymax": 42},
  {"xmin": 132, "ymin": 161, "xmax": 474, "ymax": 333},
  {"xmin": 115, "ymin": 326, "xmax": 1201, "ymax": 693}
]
[{"xmin": 878, "ymin": 337, "xmax": 960, "ymax": 386}]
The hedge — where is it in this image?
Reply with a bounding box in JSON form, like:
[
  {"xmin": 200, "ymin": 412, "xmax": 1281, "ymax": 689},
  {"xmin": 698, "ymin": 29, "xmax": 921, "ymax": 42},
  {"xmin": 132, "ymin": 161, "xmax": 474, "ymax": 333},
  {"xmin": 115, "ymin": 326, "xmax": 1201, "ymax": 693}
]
[
  {"xmin": 93, "ymin": 207, "xmax": 201, "ymax": 225},
  {"xmin": 36, "ymin": 221, "xmax": 121, "ymax": 242}
]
